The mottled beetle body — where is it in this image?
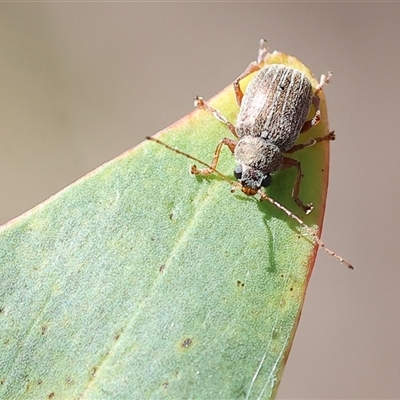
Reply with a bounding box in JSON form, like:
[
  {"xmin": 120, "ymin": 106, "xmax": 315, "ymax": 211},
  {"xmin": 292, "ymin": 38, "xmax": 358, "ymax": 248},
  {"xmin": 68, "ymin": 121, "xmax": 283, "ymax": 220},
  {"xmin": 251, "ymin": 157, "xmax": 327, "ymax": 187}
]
[
  {"xmin": 147, "ymin": 40, "xmax": 353, "ymax": 268},
  {"xmin": 234, "ymin": 64, "xmax": 314, "ymax": 195},
  {"xmin": 192, "ymin": 41, "xmax": 333, "ymax": 213}
]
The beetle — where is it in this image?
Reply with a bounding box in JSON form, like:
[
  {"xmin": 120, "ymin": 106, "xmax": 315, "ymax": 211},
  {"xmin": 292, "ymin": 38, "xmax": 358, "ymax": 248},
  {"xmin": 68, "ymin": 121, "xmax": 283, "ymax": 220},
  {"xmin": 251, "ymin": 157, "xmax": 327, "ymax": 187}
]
[
  {"xmin": 191, "ymin": 40, "xmax": 334, "ymax": 215},
  {"xmin": 147, "ymin": 41, "xmax": 352, "ymax": 268}
]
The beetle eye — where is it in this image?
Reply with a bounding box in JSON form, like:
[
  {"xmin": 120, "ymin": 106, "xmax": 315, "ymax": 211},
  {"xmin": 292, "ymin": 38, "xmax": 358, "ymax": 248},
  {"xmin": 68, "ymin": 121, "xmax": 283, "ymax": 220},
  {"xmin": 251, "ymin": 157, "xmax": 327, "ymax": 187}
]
[
  {"xmin": 261, "ymin": 174, "xmax": 272, "ymax": 188},
  {"xmin": 233, "ymin": 165, "xmax": 242, "ymax": 180}
]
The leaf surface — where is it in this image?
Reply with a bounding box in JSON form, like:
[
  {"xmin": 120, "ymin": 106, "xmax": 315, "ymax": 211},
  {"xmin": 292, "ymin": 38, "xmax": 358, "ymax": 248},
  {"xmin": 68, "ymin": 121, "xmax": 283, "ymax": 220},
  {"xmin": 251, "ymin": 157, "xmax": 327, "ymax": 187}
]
[{"xmin": 0, "ymin": 52, "xmax": 330, "ymax": 399}]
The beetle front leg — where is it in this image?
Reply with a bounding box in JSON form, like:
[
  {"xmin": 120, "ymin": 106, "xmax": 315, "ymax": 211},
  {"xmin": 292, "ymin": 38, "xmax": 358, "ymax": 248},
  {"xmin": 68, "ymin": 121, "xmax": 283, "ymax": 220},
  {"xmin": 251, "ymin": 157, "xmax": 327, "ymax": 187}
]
[
  {"xmin": 194, "ymin": 96, "xmax": 238, "ymax": 138},
  {"xmin": 282, "ymin": 157, "xmax": 313, "ymax": 215},
  {"xmin": 191, "ymin": 138, "xmax": 237, "ymax": 176}
]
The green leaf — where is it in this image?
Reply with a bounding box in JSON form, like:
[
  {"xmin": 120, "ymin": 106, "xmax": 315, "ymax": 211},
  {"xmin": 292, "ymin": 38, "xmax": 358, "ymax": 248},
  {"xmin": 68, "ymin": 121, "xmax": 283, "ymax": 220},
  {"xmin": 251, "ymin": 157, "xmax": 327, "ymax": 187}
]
[{"xmin": 0, "ymin": 51, "xmax": 330, "ymax": 399}]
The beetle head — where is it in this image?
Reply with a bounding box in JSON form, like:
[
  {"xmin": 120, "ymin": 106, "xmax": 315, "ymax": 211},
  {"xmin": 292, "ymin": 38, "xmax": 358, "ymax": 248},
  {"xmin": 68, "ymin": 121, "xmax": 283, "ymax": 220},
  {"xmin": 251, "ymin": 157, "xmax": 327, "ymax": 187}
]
[
  {"xmin": 233, "ymin": 165, "xmax": 271, "ymax": 195},
  {"xmin": 234, "ymin": 136, "xmax": 282, "ymax": 195}
]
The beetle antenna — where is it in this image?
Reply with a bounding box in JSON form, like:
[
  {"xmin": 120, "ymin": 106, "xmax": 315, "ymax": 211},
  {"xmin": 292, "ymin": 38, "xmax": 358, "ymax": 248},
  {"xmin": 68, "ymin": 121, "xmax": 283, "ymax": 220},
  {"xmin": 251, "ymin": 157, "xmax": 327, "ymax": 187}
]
[
  {"xmin": 259, "ymin": 191, "xmax": 353, "ymax": 269},
  {"xmin": 147, "ymin": 136, "xmax": 353, "ymax": 269}
]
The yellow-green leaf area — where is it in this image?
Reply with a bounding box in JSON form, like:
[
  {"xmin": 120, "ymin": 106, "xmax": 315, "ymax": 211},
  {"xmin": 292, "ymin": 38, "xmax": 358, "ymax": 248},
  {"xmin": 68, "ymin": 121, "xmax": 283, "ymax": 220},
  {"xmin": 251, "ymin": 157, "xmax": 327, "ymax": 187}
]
[{"xmin": 0, "ymin": 51, "xmax": 330, "ymax": 399}]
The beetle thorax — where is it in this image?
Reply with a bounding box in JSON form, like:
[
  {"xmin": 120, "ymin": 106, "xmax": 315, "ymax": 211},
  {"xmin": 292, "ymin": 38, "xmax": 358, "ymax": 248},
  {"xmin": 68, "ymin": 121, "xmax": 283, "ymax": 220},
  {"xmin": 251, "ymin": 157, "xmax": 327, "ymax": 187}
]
[{"xmin": 234, "ymin": 136, "xmax": 283, "ymax": 174}]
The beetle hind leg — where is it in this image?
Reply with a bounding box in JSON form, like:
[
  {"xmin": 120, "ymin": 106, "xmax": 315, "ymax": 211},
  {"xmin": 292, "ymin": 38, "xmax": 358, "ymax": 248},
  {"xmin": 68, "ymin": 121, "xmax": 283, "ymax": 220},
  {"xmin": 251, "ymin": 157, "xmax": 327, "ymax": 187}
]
[
  {"xmin": 316, "ymin": 71, "xmax": 333, "ymax": 94},
  {"xmin": 233, "ymin": 39, "xmax": 269, "ymax": 106},
  {"xmin": 300, "ymin": 72, "xmax": 332, "ymax": 134},
  {"xmin": 256, "ymin": 39, "xmax": 269, "ymax": 64}
]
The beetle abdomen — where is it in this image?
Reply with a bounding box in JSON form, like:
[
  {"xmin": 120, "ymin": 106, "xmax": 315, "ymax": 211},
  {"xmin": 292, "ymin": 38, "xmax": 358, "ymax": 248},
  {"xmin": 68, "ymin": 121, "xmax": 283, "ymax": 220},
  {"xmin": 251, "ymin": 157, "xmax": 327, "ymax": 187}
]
[{"xmin": 236, "ymin": 64, "xmax": 313, "ymax": 152}]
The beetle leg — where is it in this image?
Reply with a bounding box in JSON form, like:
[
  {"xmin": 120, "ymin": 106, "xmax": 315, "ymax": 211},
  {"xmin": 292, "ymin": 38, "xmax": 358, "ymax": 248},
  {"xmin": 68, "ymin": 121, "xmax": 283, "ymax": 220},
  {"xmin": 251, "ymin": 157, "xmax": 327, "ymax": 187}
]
[
  {"xmin": 300, "ymin": 72, "xmax": 332, "ymax": 134},
  {"xmin": 233, "ymin": 39, "xmax": 268, "ymax": 106},
  {"xmin": 191, "ymin": 137, "xmax": 237, "ymax": 176},
  {"xmin": 300, "ymin": 110, "xmax": 321, "ymax": 133},
  {"xmin": 286, "ymin": 138, "xmax": 317, "ymax": 153},
  {"xmin": 300, "ymin": 95, "xmax": 322, "ymax": 133},
  {"xmin": 194, "ymin": 96, "xmax": 238, "ymax": 138},
  {"xmin": 315, "ymin": 71, "xmax": 332, "ymax": 94},
  {"xmin": 282, "ymin": 157, "xmax": 313, "ymax": 214},
  {"xmin": 233, "ymin": 63, "xmax": 262, "ymax": 106},
  {"xmin": 286, "ymin": 131, "xmax": 336, "ymax": 153},
  {"xmin": 256, "ymin": 39, "xmax": 269, "ymax": 64}
]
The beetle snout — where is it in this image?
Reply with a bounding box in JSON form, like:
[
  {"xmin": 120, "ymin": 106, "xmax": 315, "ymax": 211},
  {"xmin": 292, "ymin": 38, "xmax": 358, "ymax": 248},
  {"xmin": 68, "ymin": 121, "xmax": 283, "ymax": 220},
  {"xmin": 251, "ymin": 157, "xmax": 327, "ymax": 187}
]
[{"xmin": 241, "ymin": 186, "xmax": 258, "ymax": 196}]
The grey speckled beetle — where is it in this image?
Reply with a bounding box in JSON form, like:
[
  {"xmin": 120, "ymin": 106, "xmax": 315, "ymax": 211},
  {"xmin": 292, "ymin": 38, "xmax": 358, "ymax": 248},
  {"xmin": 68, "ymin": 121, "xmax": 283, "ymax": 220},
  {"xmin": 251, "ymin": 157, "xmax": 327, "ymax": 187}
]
[
  {"xmin": 192, "ymin": 40, "xmax": 334, "ymax": 215},
  {"xmin": 147, "ymin": 40, "xmax": 353, "ymax": 268}
]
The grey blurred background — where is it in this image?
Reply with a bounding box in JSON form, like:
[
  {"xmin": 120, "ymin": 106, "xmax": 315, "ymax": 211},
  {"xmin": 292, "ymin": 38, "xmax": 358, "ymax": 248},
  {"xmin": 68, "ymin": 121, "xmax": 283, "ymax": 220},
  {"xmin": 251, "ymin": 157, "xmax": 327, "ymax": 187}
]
[{"xmin": 1, "ymin": 3, "xmax": 399, "ymax": 399}]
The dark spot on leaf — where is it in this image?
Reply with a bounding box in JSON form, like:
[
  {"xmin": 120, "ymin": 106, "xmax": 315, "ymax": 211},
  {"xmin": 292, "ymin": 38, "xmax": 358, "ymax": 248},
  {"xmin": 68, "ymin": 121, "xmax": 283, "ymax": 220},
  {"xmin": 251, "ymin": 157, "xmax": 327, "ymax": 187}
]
[
  {"xmin": 181, "ymin": 338, "xmax": 193, "ymax": 349},
  {"xmin": 114, "ymin": 332, "xmax": 121, "ymax": 341},
  {"xmin": 91, "ymin": 367, "xmax": 98, "ymax": 377},
  {"xmin": 280, "ymin": 274, "xmax": 284, "ymax": 278},
  {"xmin": 159, "ymin": 264, "xmax": 165, "ymax": 274},
  {"xmin": 162, "ymin": 381, "xmax": 169, "ymax": 389},
  {"xmin": 41, "ymin": 325, "xmax": 48, "ymax": 335},
  {"xmin": 0, "ymin": 308, "xmax": 3, "ymax": 313},
  {"xmin": 169, "ymin": 213, "xmax": 174, "ymax": 220},
  {"xmin": 0, "ymin": 379, "xmax": 3, "ymax": 385},
  {"xmin": 321, "ymin": 168, "xmax": 325, "ymax": 172},
  {"xmin": 236, "ymin": 280, "xmax": 245, "ymax": 287},
  {"xmin": 48, "ymin": 393, "xmax": 55, "ymax": 399},
  {"xmin": 37, "ymin": 380, "xmax": 42, "ymax": 385},
  {"xmin": 151, "ymin": 237, "xmax": 155, "ymax": 241},
  {"xmin": 290, "ymin": 287, "xmax": 293, "ymax": 291}
]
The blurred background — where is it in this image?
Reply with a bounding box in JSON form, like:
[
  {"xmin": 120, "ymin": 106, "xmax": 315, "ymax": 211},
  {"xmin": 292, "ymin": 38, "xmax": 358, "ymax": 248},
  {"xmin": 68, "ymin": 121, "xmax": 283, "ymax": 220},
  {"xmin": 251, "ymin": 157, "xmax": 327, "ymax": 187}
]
[{"xmin": 1, "ymin": 3, "xmax": 399, "ymax": 399}]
